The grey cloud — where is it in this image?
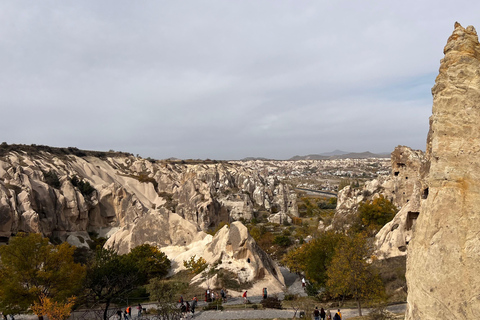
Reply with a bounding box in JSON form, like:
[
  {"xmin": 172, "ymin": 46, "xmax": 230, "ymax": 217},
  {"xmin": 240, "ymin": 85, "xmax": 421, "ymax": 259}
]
[{"xmin": 0, "ymin": 1, "xmax": 478, "ymax": 159}]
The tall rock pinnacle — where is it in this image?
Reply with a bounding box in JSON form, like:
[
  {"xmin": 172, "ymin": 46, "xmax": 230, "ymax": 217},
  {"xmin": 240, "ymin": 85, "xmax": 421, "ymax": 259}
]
[{"xmin": 405, "ymin": 22, "xmax": 480, "ymax": 319}]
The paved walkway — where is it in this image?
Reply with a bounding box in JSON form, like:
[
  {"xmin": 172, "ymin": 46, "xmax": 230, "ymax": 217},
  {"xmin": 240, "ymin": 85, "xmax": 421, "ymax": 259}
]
[{"xmin": 189, "ymin": 303, "xmax": 406, "ymax": 320}]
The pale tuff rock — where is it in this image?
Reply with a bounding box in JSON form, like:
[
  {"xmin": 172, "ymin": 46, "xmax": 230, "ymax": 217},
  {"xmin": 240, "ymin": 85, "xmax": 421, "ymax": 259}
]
[
  {"xmin": 405, "ymin": 23, "xmax": 480, "ymax": 319},
  {"xmin": 329, "ymin": 177, "xmax": 391, "ymax": 231},
  {"xmin": 159, "ymin": 222, "xmax": 286, "ymax": 295},
  {"xmin": 190, "ymin": 222, "xmax": 285, "ymax": 295},
  {"xmin": 329, "ymin": 145, "xmax": 425, "ymax": 260},
  {"xmin": 374, "ymin": 146, "xmax": 426, "ymax": 259},
  {"xmin": 0, "ymin": 151, "xmax": 296, "ymax": 255}
]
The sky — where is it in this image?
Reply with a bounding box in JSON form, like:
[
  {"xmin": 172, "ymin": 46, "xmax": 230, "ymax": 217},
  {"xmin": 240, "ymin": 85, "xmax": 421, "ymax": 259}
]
[{"xmin": 1, "ymin": 1, "xmax": 479, "ymax": 160}]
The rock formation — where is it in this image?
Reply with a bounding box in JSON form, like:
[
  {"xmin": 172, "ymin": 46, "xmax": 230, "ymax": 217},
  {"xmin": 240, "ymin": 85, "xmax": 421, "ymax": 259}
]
[
  {"xmin": 0, "ymin": 147, "xmax": 297, "ymax": 251},
  {"xmin": 405, "ymin": 23, "xmax": 480, "ymax": 319},
  {"xmin": 164, "ymin": 222, "xmax": 285, "ymax": 295},
  {"xmin": 326, "ymin": 145, "xmax": 427, "ymax": 259},
  {"xmin": 374, "ymin": 146, "xmax": 426, "ymax": 259}
]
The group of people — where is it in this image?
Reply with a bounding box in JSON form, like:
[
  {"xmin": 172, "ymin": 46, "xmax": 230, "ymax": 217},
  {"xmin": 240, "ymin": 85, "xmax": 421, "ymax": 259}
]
[
  {"xmin": 204, "ymin": 288, "xmax": 228, "ymax": 302},
  {"xmin": 0, "ymin": 312, "xmax": 13, "ymax": 320},
  {"xmin": 117, "ymin": 304, "xmax": 143, "ymax": 320},
  {"xmin": 313, "ymin": 307, "xmax": 342, "ymax": 320},
  {"xmin": 179, "ymin": 295, "xmax": 198, "ymax": 315}
]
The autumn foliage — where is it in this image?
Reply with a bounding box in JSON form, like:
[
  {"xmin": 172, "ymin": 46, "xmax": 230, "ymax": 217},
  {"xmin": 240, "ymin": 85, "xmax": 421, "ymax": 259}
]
[{"xmin": 31, "ymin": 294, "xmax": 76, "ymax": 320}]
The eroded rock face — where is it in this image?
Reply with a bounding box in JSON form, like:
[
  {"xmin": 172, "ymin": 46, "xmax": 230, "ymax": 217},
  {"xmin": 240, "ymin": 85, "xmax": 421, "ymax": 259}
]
[
  {"xmin": 170, "ymin": 222, "xmax": 286, "ymax": 295},
  {"xmin": 374, "ymin": 146, "xmax": 426, "ymax": 259},
  {"xmin": 405, "ymin": 23, "xmax": 480, "ymax": 319},
  {"xmin": 328, "ymin": 145, "xmax": 426, "ymax": 259},
  {"xmin": 0, "ymin": 152, "xmax": 297, "ymax": 252}
]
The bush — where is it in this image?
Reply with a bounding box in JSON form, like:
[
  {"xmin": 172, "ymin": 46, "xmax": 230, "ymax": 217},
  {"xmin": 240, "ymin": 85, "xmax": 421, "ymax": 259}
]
[
  {"xmin": 70, "ymin": 175, "xmax": 96, "ymax": 197},
  {"xmin": 305, "ymin": 282, "xmax": 321, "ymax": 297},
  {"xmin": 183, "ymin": 255, "xmax": 208, "ymax": 275},
  {"xmin": 273, "ymin": 235, "xmax": 292, "ymax": 247},
  {"xmin": 283, "ymin": 294, "xmax": 297, "ymax": 301},
  {"xmin": 203, "ymin": 301, "xmax": 223, "ymax": 311},
  {"xmin": 368, "ymin": 306, "xmax": 396, "ymax": 320},
  {"xmin": 43, "ymin": 170, "xmax": 61, "ymax": 189},
  {"xmin": 261, "ymin": 296, "xmax": 282, "ymax": 309}
]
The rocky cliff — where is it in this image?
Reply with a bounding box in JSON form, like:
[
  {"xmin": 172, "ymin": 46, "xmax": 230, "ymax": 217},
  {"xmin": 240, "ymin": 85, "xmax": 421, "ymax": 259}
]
[
  {"xmin": 405, "ymin": 23, "xmax": 480, "ymax": 319},
  {"xmin": 0, "ymin": 146, "xmax": 297, "ymax": 252},
  {"xmin": 374, "ymin": 146, "xmax": 426, "ymax": 259}
]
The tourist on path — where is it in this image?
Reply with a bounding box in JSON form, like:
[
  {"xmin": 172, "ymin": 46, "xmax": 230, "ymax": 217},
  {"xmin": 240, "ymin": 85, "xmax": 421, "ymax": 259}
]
[
  {"xmin": 326, "ymin": 309, "xmax": 332, "ymax": 320},
  {"xmin": 320, "ymin": 307, "xmax": 326, "ymax": 320},
  {"xmin": 333, "ymin": 309, "xmax": 342, "ymax": 320},
  {"xmin": 313, "ymin": 307, "xmax": 320, "ymax": 320}
]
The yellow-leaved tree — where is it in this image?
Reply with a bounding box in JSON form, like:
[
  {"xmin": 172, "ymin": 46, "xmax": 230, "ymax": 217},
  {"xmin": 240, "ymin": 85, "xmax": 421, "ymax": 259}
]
[
  {"xmin": 31, "ymin": 294, "xmax": 76, "ymax": 320},
  {"xmin": 326, "ymin": 233, "xmax": 385, "ymax": 316},
  {"xmin": 0, "ymin": 233, "xmax": 85, "ymax": 320},
  {"xmin": 183, "ymin": 255, "xmax": 208, "ymax": 274}
]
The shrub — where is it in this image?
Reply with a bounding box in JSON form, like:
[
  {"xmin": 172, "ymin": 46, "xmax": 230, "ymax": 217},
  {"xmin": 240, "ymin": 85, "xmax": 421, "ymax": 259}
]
[
  {"xmin": 368, "ymin": 306, "xmax": 396, "ymax": 320},
  {"xmin": 305, "ymin": 282, "xmax": 321, "ymax": 297},
  {"xmin": 283, "ymin": 293, "xmax": 297, "ymax": 301},
  {"xmin": 203, "ymin": 301, "xmax": 223, "ymax": 311},
  {"xmin": 183, "ymin": 255, "xmax": 208, "ymax": 275},
  {"xmin": 273, "ymin": 235, "xmax": 292, "ymax": 247},
  {"xmin": 261, "ymin": 296, "xmax": 282, "ymax": 309},
  {"xmin": 44, "ymin": 170, "xmax": 61, "ymax": 189},
  {"xmin": 70, "ymin": 175, "xmax": 95, "ymax": 197}
]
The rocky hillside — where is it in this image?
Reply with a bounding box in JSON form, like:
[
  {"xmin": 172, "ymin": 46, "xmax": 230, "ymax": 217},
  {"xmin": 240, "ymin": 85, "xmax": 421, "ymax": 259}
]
[
  {"xmin": 0, "ymin": 145, "xmax": 296, "ymax": 250},
  {"xmin": 325, "ymin": 145, "xmax": 425, "ymax": 260}
]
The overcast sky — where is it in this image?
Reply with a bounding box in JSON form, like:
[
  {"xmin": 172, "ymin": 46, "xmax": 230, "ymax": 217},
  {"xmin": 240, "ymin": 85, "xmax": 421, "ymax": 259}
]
[{"xmin": 1, "ymin": 1, "xmax": 479, "ymax": 160}]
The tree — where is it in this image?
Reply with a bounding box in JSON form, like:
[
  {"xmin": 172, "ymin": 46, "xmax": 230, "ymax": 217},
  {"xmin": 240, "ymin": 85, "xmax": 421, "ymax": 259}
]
[
  {"xmin": 282, "ymin": 231, "xmax": 345, "ymax": 287},
  {"xmin": 326, "ymin": 233, "xmax": 385, "ymax": 316},
  {"xmin": 146, "ymin": 279, "xmax": 188, "ymax": 320},
  {"xmin": 0, "ymin": 233, "xmax": 85, "ymax": 318},
  {"xmin": 31, "ymin": 294, "xmax": 76, "ymax": 320},
  {"xmin": 183, "ymin": 255, "xmax": 208, "ymax": 275},
  {"xmin": 127, "ymin": 244, "xmax": 171, "ymax": 280},
  {"xmin": 356, "ymin": 195, "xmax": 397, "ymax": 236},
  {"xmin": 83, "ymin": 248, "xmax": 142, "ymax": 320}
]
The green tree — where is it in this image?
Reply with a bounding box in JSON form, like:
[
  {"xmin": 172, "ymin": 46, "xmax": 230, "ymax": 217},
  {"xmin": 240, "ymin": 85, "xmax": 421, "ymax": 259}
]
[
  {"xmin": 326, "ymin": 233, "xmax": 385, "ymax": 316},
  {"xmin": 282, "ymin": 231, "xmax": 345, "ymax": 287},
  {"xmin": 127, "ymin": 244, "xmax": 171, "ymax": 280},
  {"xmin": 146, "ymin": 279, "xmax": 188, "ymax": 320},
  {"xmin": 83, "ymin": 248, "xmax": 142, "ymax": 320},
  {"xmin": 0, "ymin": 233, "xmax": 86, "ymax": 318},
  {"xmin": 356, "ymin": 195, "xmax": 397, "ymax": 236}
]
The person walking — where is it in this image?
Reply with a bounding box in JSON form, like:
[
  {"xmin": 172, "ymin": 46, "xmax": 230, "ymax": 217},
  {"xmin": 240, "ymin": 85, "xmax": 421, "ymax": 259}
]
[
  {"xmin": 263, "ymin": 287, "xmax": 268, "ymax": 299},
  {"xmin": 326, "ymin": 309, "xmax": 332, "ymax": 320},
  {"xmin": 137, "ymin": 304, "xmax": 142, "ymax": 318},
  {"xmin": 320, "ymin": 307, "xmax": 326, "ymax": 320},
  {"xmin": 191, "ymin": 296, "xmax": 198, "ymax": 314},
  {"xmin": 313, "ymin": 307, "xmax": 320, "ymax": 320},
  {"xmin": 333, "ymin": 309, "xmax": 342, "ymax": 320},
  {"xmin": 242, "ymin": 290, "xmax": 248, "ymax": 303}
]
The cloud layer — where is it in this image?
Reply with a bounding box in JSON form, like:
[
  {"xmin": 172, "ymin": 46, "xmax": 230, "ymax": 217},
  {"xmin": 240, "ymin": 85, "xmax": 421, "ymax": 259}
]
[{"xmin": 1, "ymin": 1, "xmax": 478, "ymax": 159}]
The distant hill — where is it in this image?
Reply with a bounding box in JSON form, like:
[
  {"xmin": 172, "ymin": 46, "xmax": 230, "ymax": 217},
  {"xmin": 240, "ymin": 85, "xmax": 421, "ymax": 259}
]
[
  {"xmin": 289, "ymin": 151, "xmax": 390, "ymax": 160},
  {"xmin": 240, "ymin": 157, "xmax": 273, "ymax": 161}
]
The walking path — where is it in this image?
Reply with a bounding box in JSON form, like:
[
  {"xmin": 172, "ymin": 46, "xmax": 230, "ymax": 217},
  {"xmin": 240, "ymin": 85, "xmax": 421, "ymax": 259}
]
[{"xmin": 186, "ymin": 302, "xmax": 406, "ymax": 320}]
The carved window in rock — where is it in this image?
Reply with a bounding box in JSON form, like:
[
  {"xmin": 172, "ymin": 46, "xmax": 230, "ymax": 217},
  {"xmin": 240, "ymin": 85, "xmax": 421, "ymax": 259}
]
[
  {"xmin": 422, "ymin": 188, "xmax": 429, "ymax": 199},
  {"xmin": 406, "ymin": 211, "xmax": 420, "ymax": 231}
]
